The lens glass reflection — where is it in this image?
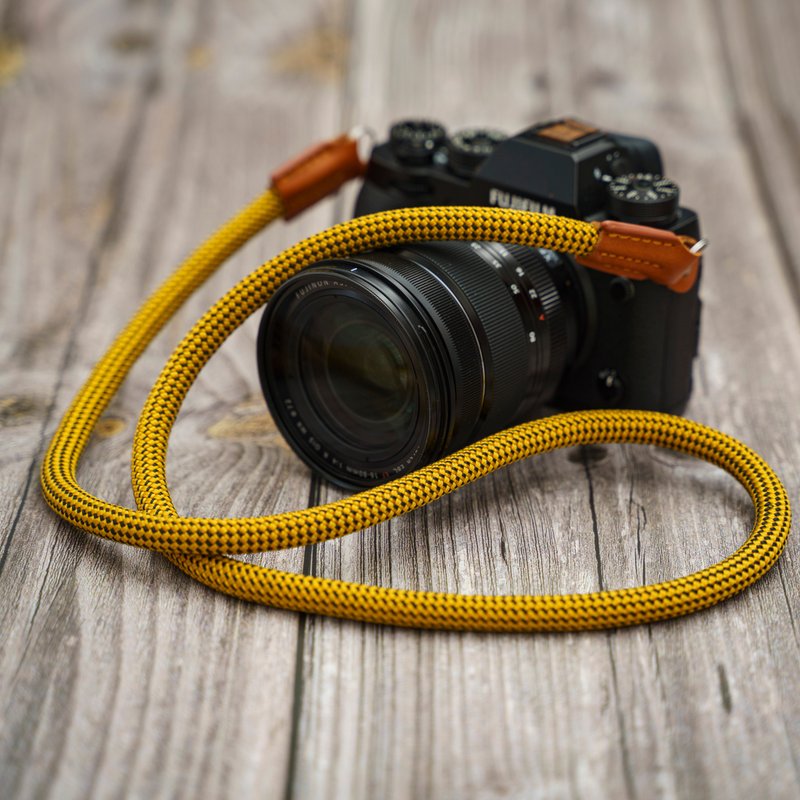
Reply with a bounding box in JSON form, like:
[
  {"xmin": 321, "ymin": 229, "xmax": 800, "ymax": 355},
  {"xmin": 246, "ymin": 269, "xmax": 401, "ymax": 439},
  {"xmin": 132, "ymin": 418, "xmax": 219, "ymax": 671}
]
[{"xmin": 299, "ymin": 299, "xmax": 418, "ymax": 449}]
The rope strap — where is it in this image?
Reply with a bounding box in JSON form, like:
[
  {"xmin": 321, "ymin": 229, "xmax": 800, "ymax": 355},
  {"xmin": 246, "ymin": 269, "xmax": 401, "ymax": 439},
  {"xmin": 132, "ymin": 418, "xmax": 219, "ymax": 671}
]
[{"xmin": 40, "ymin": 185, "xmax": 791, "ymax": 631}]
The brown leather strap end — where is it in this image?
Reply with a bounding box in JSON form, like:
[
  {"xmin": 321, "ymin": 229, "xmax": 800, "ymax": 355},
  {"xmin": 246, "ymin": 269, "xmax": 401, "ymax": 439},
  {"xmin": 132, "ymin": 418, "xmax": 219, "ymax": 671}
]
[
  {"xmin": 575, "ymin": 220, "xmax": 702, "ymax": 293},
  {"xmin": 270, "ymin": 134, "xmax": 367, "ymax": 220}
]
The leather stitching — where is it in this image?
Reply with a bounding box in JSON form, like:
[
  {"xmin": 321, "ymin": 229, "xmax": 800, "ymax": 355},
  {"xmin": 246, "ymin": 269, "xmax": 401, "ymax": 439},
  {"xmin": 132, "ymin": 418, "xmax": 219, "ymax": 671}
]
[
  {"xmin": 605, "ymin": 232, "xmax": 678, "ymax": 249},
  {"xmin": 593, "ymin": 251, "xmax": 663, "ymax": 270}
]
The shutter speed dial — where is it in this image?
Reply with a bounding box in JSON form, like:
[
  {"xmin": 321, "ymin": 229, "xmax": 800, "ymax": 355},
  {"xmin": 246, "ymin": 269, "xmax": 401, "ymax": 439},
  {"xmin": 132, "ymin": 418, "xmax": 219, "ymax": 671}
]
[{"xmin": 608, "ymin": 173, "xmax": 680, "ymax": 226}]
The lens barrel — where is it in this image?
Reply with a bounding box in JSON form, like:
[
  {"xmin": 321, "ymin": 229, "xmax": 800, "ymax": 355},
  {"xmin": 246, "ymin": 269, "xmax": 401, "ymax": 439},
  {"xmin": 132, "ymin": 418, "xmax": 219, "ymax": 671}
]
[{"xmin": 257, "ymin": 242, "xmax": 581, "ymax": 488}]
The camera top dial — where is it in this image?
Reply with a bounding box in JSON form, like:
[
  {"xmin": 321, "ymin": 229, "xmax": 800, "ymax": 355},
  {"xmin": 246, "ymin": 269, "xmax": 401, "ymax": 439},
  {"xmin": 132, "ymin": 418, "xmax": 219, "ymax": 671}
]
[
  {"xmin": 389, "ymin": 120, "xmax": 447, "ymax": 164},
  {"xmin": 447, "ymin": 128, "xmax": 507, "ymax": 176},
  {"xmin": 608, "ymin": 173, "xmax": 680, "ymax": 226}
]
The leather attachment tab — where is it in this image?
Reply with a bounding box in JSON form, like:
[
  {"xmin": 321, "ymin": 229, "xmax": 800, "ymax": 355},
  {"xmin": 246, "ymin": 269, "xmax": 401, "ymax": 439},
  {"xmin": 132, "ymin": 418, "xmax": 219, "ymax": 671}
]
[
  {"xmin": 271, "ymin": 134, "xmax": 366, "ymax": 220},
  {"xmin": 575, "ymin": 220, "xmax": 701, "ymax": 293}
]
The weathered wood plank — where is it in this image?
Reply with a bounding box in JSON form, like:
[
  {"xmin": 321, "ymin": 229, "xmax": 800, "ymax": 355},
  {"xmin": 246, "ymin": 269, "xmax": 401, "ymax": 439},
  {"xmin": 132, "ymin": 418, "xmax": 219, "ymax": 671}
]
[
  {"xmin": 0, "ymin": 1, "xmax": 350, "ymax": 798},
  {"xmin": 291, "ymin": 2, "xmax": 800, "ymax": 799},
  {"xmin": 2, "ymin": 1, "xmax": 800, "ymax": 799},
  {"xmin": 712, "ymin": 0, "xmax": 800, "ymax": 306}
]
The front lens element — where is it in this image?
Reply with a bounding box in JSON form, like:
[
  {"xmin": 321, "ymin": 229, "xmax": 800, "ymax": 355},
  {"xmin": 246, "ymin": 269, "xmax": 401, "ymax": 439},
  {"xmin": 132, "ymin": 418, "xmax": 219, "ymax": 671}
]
[
  {"xmin": 300, "ymin": 300, "xmax": 417, "ymax": 447},
  {"xmin": 257, "ymin": 269, "xmax": 451, "ymax": 488}
]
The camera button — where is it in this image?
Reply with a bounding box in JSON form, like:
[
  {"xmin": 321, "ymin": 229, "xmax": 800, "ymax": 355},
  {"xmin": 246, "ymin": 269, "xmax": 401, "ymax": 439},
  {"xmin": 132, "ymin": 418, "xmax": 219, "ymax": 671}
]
[
  {"xmin": 609, "ymin": 276, "xmax": 636, "ymax": 303},
  {"xmin": 597, "ymin": 368, "xmax": 625, "ymax": 404}
]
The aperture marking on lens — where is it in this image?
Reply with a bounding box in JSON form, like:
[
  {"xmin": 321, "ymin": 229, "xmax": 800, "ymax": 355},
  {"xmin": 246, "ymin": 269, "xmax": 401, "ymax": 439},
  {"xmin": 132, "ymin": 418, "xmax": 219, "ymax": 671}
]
[{"xmin": 470, "ymin": 242, "xmax": 551, "ymax": 404}]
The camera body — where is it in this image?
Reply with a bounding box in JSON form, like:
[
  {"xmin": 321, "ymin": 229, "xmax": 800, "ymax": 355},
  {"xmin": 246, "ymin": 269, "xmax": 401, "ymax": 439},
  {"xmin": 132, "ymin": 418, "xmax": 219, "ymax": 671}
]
[
  {"xmin": 258, "ymin": 118, "xmax": 704, "ymax": 487},
  {"xmin": 354, "ymin": 118, "xmax": 702, "ymax": 413}
]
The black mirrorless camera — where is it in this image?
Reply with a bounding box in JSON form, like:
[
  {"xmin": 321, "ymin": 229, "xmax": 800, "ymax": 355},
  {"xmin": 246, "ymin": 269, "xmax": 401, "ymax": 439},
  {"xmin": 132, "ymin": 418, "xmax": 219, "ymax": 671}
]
[{"xmin": 257, "ymin": 118, "xmax": 703, "ymax": 488}]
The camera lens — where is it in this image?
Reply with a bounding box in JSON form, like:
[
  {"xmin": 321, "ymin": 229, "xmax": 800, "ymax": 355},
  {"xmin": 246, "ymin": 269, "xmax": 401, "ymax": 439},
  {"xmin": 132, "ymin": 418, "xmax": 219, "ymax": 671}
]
[
  {"xmin": 258, "ymin": 242, "xmax": 584, "ymax": 488},
  {"xmin": 300, "ymin": 302, "xmax": 416, "ymax": 446}
]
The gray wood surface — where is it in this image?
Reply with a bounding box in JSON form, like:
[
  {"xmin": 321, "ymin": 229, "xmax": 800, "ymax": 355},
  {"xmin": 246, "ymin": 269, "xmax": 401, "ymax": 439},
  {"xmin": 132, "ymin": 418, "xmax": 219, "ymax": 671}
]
[{"xmin": 1, "ymin": 1, "xmax": 798, "ymax": 798}]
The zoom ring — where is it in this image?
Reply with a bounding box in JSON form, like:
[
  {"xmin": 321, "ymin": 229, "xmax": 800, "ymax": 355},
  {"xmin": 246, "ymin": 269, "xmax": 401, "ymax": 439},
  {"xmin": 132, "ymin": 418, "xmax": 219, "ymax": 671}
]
[{"xmin": 399, "ymin": 242, "xmax": 530, "ymax": 440}]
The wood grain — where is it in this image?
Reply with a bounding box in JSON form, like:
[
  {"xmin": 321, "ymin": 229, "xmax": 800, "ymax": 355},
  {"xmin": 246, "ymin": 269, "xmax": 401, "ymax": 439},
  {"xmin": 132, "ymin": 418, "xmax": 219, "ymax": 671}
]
[
  {"xmin": 296, "ymin": 2, "xmax": 800, "ymax": 799},
  {"xmin": 0, "ymin": 1, "xmax": 346, "ymax": 798},
  {"xmin": 712, "ymin": 0, "xmax": 800, "ymax": 306},
  {"xmin": 1, "ymin": 1, "xmax": 799, "ymax": 799}
]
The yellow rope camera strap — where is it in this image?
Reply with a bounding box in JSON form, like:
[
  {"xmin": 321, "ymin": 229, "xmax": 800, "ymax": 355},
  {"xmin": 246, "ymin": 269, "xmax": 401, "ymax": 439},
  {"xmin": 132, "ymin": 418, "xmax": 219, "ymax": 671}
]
[{"xmin": 40, "ymin": 143, "xmax": 791, "ymax": 631}]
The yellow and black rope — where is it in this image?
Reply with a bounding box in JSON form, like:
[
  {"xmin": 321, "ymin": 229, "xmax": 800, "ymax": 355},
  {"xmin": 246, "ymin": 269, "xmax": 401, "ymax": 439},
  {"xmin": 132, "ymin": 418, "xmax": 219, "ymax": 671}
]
[{"xmin": 40, "ymin": 189, "xmax": 791, "ymax": 631}]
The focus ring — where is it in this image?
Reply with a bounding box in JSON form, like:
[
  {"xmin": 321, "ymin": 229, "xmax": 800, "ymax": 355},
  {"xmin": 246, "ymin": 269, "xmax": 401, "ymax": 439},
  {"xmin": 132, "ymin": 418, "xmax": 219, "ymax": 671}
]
[{"xmin": 402, "ymin": 242, "xmax": 529, "ymax": 439}]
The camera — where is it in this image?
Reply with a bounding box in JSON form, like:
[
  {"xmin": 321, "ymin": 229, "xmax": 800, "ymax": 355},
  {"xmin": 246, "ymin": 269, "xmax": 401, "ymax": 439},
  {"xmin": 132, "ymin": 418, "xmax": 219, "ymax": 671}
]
[{"xmin": 257, "ymin": 118, "xmax": 703, "ymax": 488}]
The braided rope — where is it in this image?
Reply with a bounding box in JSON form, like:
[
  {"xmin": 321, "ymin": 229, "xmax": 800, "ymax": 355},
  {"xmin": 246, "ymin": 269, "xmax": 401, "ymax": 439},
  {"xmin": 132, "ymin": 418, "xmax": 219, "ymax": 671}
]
[{"xmin": 40, "ymin": 191, "xmax": 791, "ymax": 631}]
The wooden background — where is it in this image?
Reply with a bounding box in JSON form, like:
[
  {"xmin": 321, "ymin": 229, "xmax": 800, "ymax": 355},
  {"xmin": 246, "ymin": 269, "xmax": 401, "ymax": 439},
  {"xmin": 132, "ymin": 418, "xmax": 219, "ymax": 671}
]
[{"xmin": 2, "ymin": 1, "xmax": 799, "ymax": 798}]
